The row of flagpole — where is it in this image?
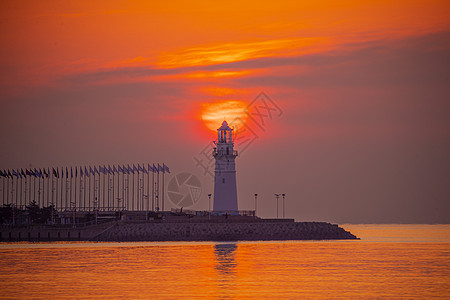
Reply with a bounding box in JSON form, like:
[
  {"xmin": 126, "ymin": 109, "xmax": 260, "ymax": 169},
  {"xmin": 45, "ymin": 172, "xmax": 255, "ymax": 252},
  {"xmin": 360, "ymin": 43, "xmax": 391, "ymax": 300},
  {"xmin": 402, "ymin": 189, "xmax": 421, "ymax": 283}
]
[{"xmin": 0, "ymin": 163, "xmax": 170, "ymax": 212}]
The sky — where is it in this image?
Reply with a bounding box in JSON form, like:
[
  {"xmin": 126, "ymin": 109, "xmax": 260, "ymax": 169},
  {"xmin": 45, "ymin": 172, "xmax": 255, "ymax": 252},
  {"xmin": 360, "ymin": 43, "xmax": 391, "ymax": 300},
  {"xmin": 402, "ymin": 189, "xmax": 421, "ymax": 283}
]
[{"xmin": 1, "ymin": 0, "xmax": 449, "ymax": 223}]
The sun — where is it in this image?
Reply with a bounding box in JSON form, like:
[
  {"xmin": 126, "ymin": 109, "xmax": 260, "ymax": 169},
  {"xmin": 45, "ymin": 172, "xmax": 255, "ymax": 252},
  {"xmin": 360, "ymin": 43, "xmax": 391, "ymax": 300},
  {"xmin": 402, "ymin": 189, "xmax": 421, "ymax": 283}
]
[{"xmin": 201, "ymin": 100, "xmax": 248, "ymax": 132}]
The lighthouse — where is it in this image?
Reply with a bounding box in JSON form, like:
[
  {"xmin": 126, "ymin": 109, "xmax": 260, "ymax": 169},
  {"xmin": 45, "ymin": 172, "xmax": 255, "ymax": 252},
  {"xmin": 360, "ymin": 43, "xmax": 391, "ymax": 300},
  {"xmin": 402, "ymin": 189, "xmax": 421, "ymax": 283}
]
[{"xmin": 213, "ymin": 121, "xmax": 238, "ymax": 212}]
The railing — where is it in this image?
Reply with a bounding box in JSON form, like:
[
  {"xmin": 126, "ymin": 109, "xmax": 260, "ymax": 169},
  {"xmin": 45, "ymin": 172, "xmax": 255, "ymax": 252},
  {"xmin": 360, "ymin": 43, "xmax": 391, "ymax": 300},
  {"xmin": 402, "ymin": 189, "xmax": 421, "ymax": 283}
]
[
  {"xmin": 170, "ymin": 208, "xmax": 255, "ymax": 217},
  {"xmin": 212, "ymin": 149, "xmax": 238, "ymax": 157}
]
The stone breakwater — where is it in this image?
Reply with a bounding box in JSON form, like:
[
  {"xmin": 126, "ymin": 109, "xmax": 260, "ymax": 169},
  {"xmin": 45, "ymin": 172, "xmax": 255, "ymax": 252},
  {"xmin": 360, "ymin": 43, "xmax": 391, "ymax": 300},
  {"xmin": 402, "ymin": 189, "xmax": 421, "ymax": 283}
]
[
  {"xmin": 0, "ymin": 219, "xmax": 358, "ymax": 242},
  {"xmin": 95, "ymin": 220, "xmax": 358, "ymax": 242}
]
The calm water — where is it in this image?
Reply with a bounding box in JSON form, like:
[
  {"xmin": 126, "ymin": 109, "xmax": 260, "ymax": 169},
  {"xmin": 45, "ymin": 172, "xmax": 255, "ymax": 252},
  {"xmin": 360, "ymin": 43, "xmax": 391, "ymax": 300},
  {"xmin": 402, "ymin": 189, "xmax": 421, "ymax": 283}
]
[{"xmin": 0, "ymin": 224, "xmax": 449, "ymax": 299}]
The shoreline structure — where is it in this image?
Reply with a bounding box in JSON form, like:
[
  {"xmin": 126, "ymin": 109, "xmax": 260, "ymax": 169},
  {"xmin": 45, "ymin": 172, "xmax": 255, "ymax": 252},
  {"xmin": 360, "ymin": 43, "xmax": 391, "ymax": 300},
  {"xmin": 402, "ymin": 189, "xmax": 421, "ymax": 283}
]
[
  {"xmin": 0, "ymin": 213, "xmax": 358, "ymax": 242},
  {"xmin": 1, "ymin": 122, "xmax": 359, "ymax": 242}
]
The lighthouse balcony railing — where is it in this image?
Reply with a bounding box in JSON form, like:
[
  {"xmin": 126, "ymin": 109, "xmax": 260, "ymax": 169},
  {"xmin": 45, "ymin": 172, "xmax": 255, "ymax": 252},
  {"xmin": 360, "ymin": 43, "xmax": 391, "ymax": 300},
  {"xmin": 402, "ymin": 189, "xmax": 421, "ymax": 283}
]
[{"xmin": 212, "ymin": 149, "xmax": 238, "ymax": 156}]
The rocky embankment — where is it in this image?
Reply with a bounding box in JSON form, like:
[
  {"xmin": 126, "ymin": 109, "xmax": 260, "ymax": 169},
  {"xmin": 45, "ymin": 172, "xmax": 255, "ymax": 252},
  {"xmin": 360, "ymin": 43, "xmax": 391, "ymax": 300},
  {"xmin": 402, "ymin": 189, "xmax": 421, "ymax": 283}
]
[
  {"xmin": 94, "ymin": 220, "xmax": 358, "ymax": 241},
  {"xmin": 1, "ymin": 219, "xmax": 358, "ymax": 242}
]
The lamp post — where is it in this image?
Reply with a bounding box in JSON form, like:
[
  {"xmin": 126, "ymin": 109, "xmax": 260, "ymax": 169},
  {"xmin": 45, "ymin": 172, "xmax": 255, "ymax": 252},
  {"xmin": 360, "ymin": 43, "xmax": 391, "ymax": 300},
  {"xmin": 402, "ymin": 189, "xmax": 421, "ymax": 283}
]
[
  {"xmin": 70, "ymin": 201, "xmax": 76, "ymax": 228},
  {"xmin": 274, "ymin": 194, "xmax": 280, "ymax": 218},
  {"xmin": 282, "ymin": 193, "xmax": 286, "ymax": 218},
  {"xmin": 208, "ymin": 194, "xmax": 212, "ymax": 220},
  {"xmin": 50, "ymin": 201, "xmax": 54, "ymax": 224},
  {"xmin": 143, "ymin": 195, "xmax": 148, "ymax": 221},
  {"xmin": 254, "ymin": 194, "xmax": 258, "ymax": 218},
  {"xmin": 117, "ymin": 198, "xmax": 122, "ymax": 220},
  {"xmin": 94, "ymin": 199, "xmax": 98, "ymax": 224}
]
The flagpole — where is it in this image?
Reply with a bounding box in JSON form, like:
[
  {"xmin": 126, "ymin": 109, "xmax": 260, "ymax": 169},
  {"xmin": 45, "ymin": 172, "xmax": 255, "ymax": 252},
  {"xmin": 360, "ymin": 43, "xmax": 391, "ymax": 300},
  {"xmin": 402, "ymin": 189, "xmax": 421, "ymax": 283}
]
[
  {"xmin": 39, "ymin": 175, "xmax": 41, "ymax": 207},
  {"xmin": 40, "ymin": 172, "xmax": 43, "ymax": 207},
  {"xmin": 107, "ymin": 170, "xmax": 110, "ymax": 211},
  {"xmin": 102, "ymin": 167, "xmax": 105, "ymax": 212},
  {"xmin": 112, "ymin": 169, "xmax": 116, "ymax": 211},
  {"xmin": 60, "ymin": 168, "xmax": 63, "ymax": 211},
  {"xmin": 18, "ymin": 174, "xmax": 21, "ymax": 209},
  {"xmin": 140, "ymin": 170, "xmax": 142, "ymax": 211},
  {"xmin": 127, "ymin": 167, "xmax": 130, "ymax": 210},
  {"xmin": 55, "ymin": 169, "xmax": 58, "ymax": 211},
  {"xmin": 80, "ymin": 169, "xmax": 82, "ymax": 210},
  {"xmin": 83, "ymin": 168, "xmax": 86, "ymax": 211},
  {"xmin": 152, "ymin": 166, "xmax": 155, "ymax": 211},
  {"xmin": 5, "ymin": 175, "xmax": 7, "ymax": 206},
  {"xmin": 41, "ymin": 173, "xmax": 43, "ymax": 207},
  {"xmin": 138, "ymin": 169, "xmax": 140, "ymax": 211},
  {"xmin": 46, "ymin": 169, "xmax": 50, "ymax": 206},
  {"xmin": 14, "ymin": 174, "xmax": 17, "ymax": 207},
  {"xmin": 1, "ymin": 176, "xmax": 3, "ymax": 206},
  {"xmin": 19, "ymin": 173, "xmax": 22, "ymax": 208},
  {"xmin": 161, "ymin": 168, "xmax": 166, "ymax": 211},
  {"xmin": 94, "ymin": 169, "xmax": 96, "ymax": 212},
  {"xmin": 57, "ymin": 168, "xmax": 60, "ymax": 210},
  {"xmin": 5, "ymin": 175, "xmax": 8, "ymax": 205},
  {"xmin": 42, "ymin": 172, "xmax": 44, "ymax": 207},
  {"xmin": 57, "ymin": 168, "xmax": 60, "ymax": 211},
  {"xmin": 36, "ymin": 174, "xmax": 39, "ymax": 207},
  {"xmin": 38, "ymin": 173, "xmax": 40, "ymax": 206},
  {"xmin": 4, "ymin": 176, "xmax": 7, "ymax": 206},
  {"xmin": 33, "ymin": 173, "xmax": 36, "ymax": 204},
  {"xmin": 9, "ymin": 175, "xmax": 11, "ymax": 206},
  {"xmin": 17, "ymin": 174, "xmax": 20, "ymax": 208},
  {"xmin": 14, "ymin": 175, "xmax": 17, "ymax": 208},
  {"xmin": 59, "ymin": 168, "xmax": 62, "ymax": 211},
  {"xmin": 98, "ymin": 167, "xmax": 101, "ymax": 211},
  {"xmin": 51, "ymin": 169, "xmax": 54, "ymax": 209},
  {"xmin": 121, "ymin": 166, "xmax": 124, "ymax": 211},
  {"xmin": 156, "ymin": 167, "xmax": 159, "ymax": 211},
  {"xmin": 147, "ymin": 164, "xmax": 150, "ymax": 212},
  {"xmin": 137, "ymin": 171, "xmax": 140, "ymax": 211},
  {"xmin": 67, "ymin": 169, "xmax": 70, "ymax": 210},
  {"xmin": 81, "ymin": 169, "xmax": 83, "ymax": 211},
  {"xmin": 88, "ymin": 168, "xmax": 91, "ymax": 211},
  {"xmin": 66, "ymin": 169, "xmax": 68, "ymax": 210},
  {"xmin": 117, "ymin": 166, "xmax": 120, "ymax": 210},
  {"xmin": 5, "ymin": 175, "xmax": 7, "ymax": 205},
  {"xmin": 28, "ymin": 172, "xmax": 30, "ymax": 206},
  {"xmin": 12, "ymin": 176, "xmax": 15, "ymax": 205},
  {"xmin": 132, "ymin": 168, "xmax": 134, "ymax": 211},
  {"xmin": 74, "ymin": 167, "xmax": 77, "ymax": 210},
  {"xmin": 65, "ymin": 172, "xmax": 68, "ymax": 211},
  {"xmin": 5, "ymin": 176, "xmax": 9, "ymax": 204},
  {"xmin": 10, "ymin": 174, "xmax": 13, "ymax": 206},
  {"xmin": 22, "ymin": 173, "xmax": 25, "ymax": 208},
  {"xmin": 79, "ymin": 168, "xmax": 83, "ymax": 210},
  {"xmin": 42, "ymin": 171, "xmax": 44, "ymax": 207},
  {"xmin": 70, "ymin": 168, "xmax": 73, "ymax": 211},
  {"xmin": 117, "ymin": 167, "xmax": 120, "ymax": 211}
]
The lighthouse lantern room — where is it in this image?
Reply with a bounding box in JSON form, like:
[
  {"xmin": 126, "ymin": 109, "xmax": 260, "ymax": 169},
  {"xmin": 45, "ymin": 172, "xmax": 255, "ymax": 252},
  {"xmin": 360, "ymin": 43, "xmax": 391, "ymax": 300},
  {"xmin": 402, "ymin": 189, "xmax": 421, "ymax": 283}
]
[{"xmin": 213, "ymin": 121, "xmax": 238, "ymax": 212}]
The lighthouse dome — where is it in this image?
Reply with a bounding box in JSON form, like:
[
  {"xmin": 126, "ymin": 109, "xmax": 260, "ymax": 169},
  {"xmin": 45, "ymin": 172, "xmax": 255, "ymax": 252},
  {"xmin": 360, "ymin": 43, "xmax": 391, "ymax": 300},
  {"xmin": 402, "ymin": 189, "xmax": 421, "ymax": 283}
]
[{"xmin": 218, "ymin": 120, "xmax": 232, "ymax": 130}]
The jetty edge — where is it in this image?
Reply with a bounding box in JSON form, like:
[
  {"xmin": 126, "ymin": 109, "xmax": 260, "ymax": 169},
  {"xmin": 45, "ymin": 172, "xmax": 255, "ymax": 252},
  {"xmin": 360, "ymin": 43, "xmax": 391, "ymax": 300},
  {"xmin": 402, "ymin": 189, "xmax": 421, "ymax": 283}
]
[{"xmin": 0, "ymin": 214, "xmax": 358, "ymax": 242}]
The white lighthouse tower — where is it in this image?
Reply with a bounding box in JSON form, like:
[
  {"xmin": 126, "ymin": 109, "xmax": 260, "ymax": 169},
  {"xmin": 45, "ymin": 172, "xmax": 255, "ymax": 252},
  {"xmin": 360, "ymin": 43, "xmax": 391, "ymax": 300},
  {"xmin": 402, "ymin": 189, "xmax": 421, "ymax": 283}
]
[{"xmin": 213, "ymin": 121, "xmax": 238, "ymax": 212}]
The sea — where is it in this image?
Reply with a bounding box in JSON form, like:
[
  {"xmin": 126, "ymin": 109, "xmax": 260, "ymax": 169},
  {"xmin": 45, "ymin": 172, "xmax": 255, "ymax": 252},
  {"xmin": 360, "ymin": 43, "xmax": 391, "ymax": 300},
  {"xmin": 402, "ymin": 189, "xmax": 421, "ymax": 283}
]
[{"xmin": 0, "ymin": 224, "xmax": 449, "ymax": 299}]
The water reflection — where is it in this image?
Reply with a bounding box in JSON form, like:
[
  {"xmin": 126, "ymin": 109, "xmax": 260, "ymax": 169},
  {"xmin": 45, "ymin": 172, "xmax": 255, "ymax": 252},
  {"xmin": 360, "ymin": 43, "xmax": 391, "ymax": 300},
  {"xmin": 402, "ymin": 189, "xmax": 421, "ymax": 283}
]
[{"xmin": 214, "ymin": 243, "xmax": 237, "ymax": 274}]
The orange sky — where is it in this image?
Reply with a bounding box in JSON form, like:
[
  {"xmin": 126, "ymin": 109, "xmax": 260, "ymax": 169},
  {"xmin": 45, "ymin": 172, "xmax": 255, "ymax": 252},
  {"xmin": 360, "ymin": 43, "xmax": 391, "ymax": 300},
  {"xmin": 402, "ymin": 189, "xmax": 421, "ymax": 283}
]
[
  {"xmin": 1, "ymin": 1, "xmax": 448, "ymax": 91},
  {"xmin": 1, "ymin": 1, "xmax": 449, "ymax": 223}
]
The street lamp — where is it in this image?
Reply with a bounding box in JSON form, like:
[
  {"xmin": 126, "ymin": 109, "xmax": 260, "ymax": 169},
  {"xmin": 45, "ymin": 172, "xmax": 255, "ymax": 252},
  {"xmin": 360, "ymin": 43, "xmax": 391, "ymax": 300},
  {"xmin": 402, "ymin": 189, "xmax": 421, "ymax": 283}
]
[
  {"xmin": 70, "ymin": 201, "xmax": 76, "ymax": 228},
  {"xmin": 94, "ymin": 199, "xmax": 98, "ymax": 224},
  {"xmin": 274, "ymin": 194, "xmax": 280, "ymax": 218},
  {"xmin": 117, "ymin": 198, "xmax": 122, "ymax": 220},
  {"xmin": 254, "ymin": 194, "xmax": 258, "ymax": 217},
  {"xmin": 142, "ymin": 195, "xmax": 148, "ymax": 221},
  {"xmin": 208, "ymin": 194, "xmax": 212, "ymax": 220},
  {"xmin": 282, "ymin": 194, "xmax": 286, "ymax": 218}
]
